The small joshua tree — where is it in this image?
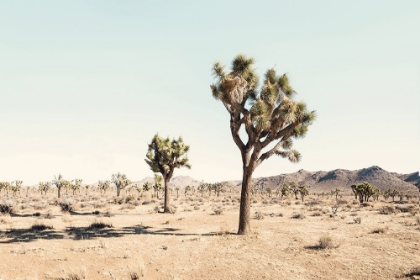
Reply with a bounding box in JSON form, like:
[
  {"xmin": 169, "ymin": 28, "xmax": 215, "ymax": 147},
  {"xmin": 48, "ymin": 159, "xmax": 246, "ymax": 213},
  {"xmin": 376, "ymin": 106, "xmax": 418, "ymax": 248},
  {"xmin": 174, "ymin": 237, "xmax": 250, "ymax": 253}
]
[
  {"xmin": 145, "ymin": 134, "xmax": 191, "ymax": 213},
  {"xmin": 111, "ymin": 173, "xmax": 131, "ymax": 197},
  {"xmin": 52, "ymin": 174, "xmax": 65, "ymax": 198},
  {"xmin": 98, "ymin": 180, "xmax": 111, "ymax": 196}
]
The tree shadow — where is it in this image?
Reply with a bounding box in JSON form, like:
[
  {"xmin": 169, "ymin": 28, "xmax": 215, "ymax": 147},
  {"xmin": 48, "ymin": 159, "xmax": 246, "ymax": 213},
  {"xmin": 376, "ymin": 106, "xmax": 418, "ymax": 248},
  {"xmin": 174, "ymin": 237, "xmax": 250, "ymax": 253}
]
[
  {"xmin": 0, "ymin": 228, "xmax": 65, "ymax": 243},
  {"xmin": 0, "ymin": 224, "xmax": 235, "ymax": 243}
]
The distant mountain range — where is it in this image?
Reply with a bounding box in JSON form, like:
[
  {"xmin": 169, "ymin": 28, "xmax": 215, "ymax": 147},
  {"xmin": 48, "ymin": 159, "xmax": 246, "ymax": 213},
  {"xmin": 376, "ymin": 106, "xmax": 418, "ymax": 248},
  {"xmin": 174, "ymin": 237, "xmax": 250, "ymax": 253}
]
[
  {"xmin": 252, "ymin": 166, "xmax": 419, "ymax": 194},
  {"xmin": 136, "ymin": 166, "xmax": 419, "ymax": 194}
]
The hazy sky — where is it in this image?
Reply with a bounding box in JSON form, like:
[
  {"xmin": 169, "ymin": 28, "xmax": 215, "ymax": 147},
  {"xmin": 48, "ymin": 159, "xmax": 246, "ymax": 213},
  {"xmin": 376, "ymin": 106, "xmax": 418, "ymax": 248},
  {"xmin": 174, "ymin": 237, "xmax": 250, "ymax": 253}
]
[{"xmin": 1, "ymin": 1, "xmax": 419, "ymax": 185}]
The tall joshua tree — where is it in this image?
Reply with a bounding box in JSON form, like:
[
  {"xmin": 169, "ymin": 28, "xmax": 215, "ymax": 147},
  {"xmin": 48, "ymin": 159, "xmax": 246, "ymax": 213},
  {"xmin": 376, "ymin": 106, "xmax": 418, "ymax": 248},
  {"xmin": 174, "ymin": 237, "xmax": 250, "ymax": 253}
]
[
  {"xmin": 145, "ymin": 134, "xmax": 191, "ymax": 213},
  {"xmin": 210, "ymin": 54, "xmax": 316, "ymax": 234}
]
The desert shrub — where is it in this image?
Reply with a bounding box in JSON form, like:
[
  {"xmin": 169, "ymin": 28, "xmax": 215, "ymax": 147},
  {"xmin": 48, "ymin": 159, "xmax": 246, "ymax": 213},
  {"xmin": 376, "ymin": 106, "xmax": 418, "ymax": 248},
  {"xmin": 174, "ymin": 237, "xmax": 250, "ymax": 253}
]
[
  {"xmin": 59, "ymin": 197, "xmax": 74, "ymax": 213},
  {"xmin": 142, "ymin": 201, "xmax": 151, "ymax": 205},
  {"xmin": 125, "ymin": 194, "xmax": 136, "ymax": 203},
  {"xmin": 89, "ymin": 219, "xmax": 113, "ymax": 230},
  {"xmin": 33, "ymin": 212, "xmax": 41, "ymax": 217},
  {"xmin": 33, "ymin": 202, "xmax": 48, "ymax": 210},
  {"xmin": 291, "ymin": 213, "xmax": 305, "ymax": 219},
  {"xmin": 361, "ymin": 202, "xmax": 371, "ymax": 207},
  {"xmin": 371, "ymin": 227, "xmax": 388, "ymax": 234},
  {"xmin": 331, "ymin": 205, "xmax": 339, "ymax": 215},
  {"xmin": 0, "ymin": 199, "xmax": 15, "ymax": 214},
  {"xmin": 113, "ymin": 196, "xmax": 124, "ymax": 205},
  {"xmin": 337, "ymin": 199, "xmax": 348, "ymax": 205},
  {"xmin": 55, "ymin": 271, "xmax": 85, "ymax": 280},
  {"xmin": 103, "ymin": 210, "xmax": 113, "ymax": 217},
  {"xmin": 194, "ymin": 206, "xmax": 200, "ymax": 210},
  {"xmin": 352, "ymin": 200, "xmax": 359, "ymax": 205},
  {"xmin": 278, "ymin": 213, "xmax": 284, "ymax": 217},
  {"xmin": 213, "ymin": 206, "xmax": 223, "ymax": 215},
  {"xmin": 318, "ymin": 235, "xmax": 338, "ymax": 249},
  {"xmin": 311, "ymin": 212, "xmax": 321, "ymax": 217},
  {"xmin": 129, "ymin": 200, "xmax": 141, "ymax": 206},
  {"xmin": 20, "ymin": 204, "xmax": 31, "ymax": 210},
  {"xmin": 415, "ymin": 216, "xmax": 420, "ymax": 226},
  {"xmin": 350, "ymin": 212, "xmax": 358, "ymax": 216},
  {"xmin": 120, "ymin": 204, "xmax": 135, "ymax": 210},
  {"xmin": 353, "ymin": 217, "xmax": 362, "ymax": 224},
  {"xmin": 92, "ymin": 210, "xmax": 100, "ymax": 215},
  {"xmin": 45, "ymin": 212, "xmax": 54, "ymax": 219},
  {"xmin": 79, "ymin": 202, "xmax": 91, "ymax": 209},
  {"xmin": 262, "ymin": 200, "xmax": 268, "ymax": 204},
  {"xmin": 304, "ymin": 200, "xmax": 322, "ymax": 206},
  {"xmin": 295, "ymin": 201, "xmax": 301, "ymax": 205},
  {"xmin": 31, "ymin": 222, "xmax": 53, "ymax": 231},
  {"xmin": 254, "ymin": 211, "xmax": 264, "ymax": 220},
  {"xmin": 396, "ymin": 205, "xmax": 416, "ymax": 213},
  {"xmin": 379, "ymin": 205, "xmax": 396, "ymax": 215}
]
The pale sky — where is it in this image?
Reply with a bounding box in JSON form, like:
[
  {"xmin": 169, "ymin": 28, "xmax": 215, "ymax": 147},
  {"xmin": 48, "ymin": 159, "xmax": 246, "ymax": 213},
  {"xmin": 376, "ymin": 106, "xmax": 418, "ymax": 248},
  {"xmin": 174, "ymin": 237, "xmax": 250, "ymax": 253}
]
[{"xmin": 1, "ymin": 1, "xmax": 419, "ymax": 186}]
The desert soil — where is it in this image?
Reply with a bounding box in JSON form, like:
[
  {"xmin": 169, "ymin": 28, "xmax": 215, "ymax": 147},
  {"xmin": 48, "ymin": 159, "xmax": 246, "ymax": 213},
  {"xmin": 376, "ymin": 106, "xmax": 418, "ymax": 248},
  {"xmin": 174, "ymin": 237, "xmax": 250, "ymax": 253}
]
[{"xmin": 0, "ymin": 192, "xmax": 419, "ymax": 280}]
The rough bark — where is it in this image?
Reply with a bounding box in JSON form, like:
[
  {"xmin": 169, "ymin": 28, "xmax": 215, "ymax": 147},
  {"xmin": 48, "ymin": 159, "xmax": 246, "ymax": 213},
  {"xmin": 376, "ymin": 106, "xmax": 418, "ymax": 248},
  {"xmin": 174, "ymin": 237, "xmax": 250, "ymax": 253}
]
[
  {"xmin": 238, "ymin": 166, "xmax": 253, "ymax": 235},
  {"xmin": 163, "ymin": 177, "xmax": 170, "ymax": 213},
  {"xmin": 57, "ymin": 187, "xmax": 61, "ymax": 198},
  {"xmin": 117, "ymin": 187, "xmax": 121, "ymax": 197}
]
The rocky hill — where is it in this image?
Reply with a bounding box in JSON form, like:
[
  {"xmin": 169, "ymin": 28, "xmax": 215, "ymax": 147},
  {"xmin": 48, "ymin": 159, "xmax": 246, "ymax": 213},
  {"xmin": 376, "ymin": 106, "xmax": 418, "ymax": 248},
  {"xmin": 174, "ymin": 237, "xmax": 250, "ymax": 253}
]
[{"xmin": 252, "ymin": 166, "xmax": 420, "ymax": 194}]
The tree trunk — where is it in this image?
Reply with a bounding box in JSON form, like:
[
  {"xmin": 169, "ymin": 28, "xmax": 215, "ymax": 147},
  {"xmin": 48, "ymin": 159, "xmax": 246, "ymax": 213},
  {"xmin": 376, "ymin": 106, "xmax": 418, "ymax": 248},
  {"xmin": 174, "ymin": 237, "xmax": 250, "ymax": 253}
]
[
  {"xmin": 117, "ymin": 187, "xmax": 121, "ymax": 197},
  {"xmin": 238, "ymin": 167, "xmax": 253, "ymax": 235},
  {"xmin": 163, "ymin": 177, "xmax": 170, "ymax": 213},
  {"xmin": 58, "ymin": 187, "xmax": 61, "ymax": 198}
]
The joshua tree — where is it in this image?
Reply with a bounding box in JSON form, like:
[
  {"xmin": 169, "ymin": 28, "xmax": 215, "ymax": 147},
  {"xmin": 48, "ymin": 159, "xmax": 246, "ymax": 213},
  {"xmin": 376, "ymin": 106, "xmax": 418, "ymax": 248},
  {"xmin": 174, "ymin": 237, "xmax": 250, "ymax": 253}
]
[
  {"xmin": 184, "ymin": 185, "xmax": 191, "ymax": 196},
  {"xmin": 111, "ymin": 173, "xmax": 131, "ymax": 197},
  {"xmin": 52, "ymin": 174, "xmax": 65, "ymax": 198},
  {"xmin": 175, "ymin": 187, "xmax": 180, "ymax": 198},
  {"xmin": 290, "ymin": 182, "xmax": 300, "ymax": 200},
  {"xmin": 213, "ymin": 182, "xmax": 225, "ymax": 197},
  {"xmin": 10, "ymin": 180, "xmax": 23, "ymax": 197},
  {"xmin": 298, "ymin": 185, "xmax": 309, "ymax": 201},
  {"xmin": 39, "ymin": 182, "xmax": 51, "ymax": 196},
  {"xmin": 142, "ymin": 182, "xmax": 151, "ymax": 193},
  {"xmin": 198, "ymin": 183, "xmax": 207, "ymax": 197},
  {"xmin": 153, "ymin": 174, "xmax": 163, "ymax": 199},
  {"xmin": 351, "ymin": 182, "xmax": 375, "ymax": 203},
  {"xmin": 210, "ymin": 54, "xmax": 316, "ymax": 234},
  {"xmin": 331, "ymin": 188, "xmax": 342, "ymax": 201},
  {"xmin": 266, "ymin": 187, "xmax": 272, "ymax": 198},
  {"xmin": 98, "ymin": 180, "xmax": 111, "ymax": 196},
  {"xmin": 145, "ymin": 134, "xmax": 191, "ymax": 213},
  {"xmin": 280, "ymin": 184, "xmax": 290, "ymax": 200},
  {"xmin": 70, "ymin": 179, "xmax": 83, "ymax": 196}
]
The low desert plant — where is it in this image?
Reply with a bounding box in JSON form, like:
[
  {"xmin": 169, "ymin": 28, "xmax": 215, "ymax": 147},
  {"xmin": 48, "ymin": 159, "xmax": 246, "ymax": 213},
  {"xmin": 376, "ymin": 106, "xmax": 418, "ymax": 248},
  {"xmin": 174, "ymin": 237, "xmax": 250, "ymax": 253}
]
[
  {"xmin": 0, "ymin": 199, "xmax": 15, "ymax": 214},
  {"xmin": 353, "ymin": 217, "xmax": 362, "ymax": 224},
  {"xmin": 371, "ymin": 227, "xmax": 388, "ymax": 234},
  {"xmin": 317, "ymin": 235, "xmax": 338, "ymax": 249},
  {"xmin": 213, "ymin": 206, "xmax": 223, "ymax": 215},
  {"xmin": 254, "ymin": 211, "xmax": 264, "ymax": 220},
  {"xmin": 89, "ymin": 220, "xmax": 113, "ymax": 230},
  {"xmin": 291, "ymin": 213, "xmax": 305, "ymax": 219},
  {"xmin": 31, "ymin": 222, "xmax": 54, "ymax": 231},
  {"xmin": 59, "ymin": 197, "xmax": 74, "ymax": 213}
]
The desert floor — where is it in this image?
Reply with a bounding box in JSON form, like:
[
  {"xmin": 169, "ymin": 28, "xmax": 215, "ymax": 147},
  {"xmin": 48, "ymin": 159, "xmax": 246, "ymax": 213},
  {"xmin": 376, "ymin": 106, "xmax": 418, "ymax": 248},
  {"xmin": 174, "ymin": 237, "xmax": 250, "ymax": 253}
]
[{"xmin": 0, "ymin": 192, "xmax": 419, "ymax": 280}]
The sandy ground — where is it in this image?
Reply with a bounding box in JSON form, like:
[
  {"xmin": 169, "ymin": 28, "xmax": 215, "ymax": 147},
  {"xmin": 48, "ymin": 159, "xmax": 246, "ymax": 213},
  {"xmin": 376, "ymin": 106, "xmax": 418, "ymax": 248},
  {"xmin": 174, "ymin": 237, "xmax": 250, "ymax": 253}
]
[{"xmin": 0, "ymin": 192, "xmax": 419, "ymax": 280}]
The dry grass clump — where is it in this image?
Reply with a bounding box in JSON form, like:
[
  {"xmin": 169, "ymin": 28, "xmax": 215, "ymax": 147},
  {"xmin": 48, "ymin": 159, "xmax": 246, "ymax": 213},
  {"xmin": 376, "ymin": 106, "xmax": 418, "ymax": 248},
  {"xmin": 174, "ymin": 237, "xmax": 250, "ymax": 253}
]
[
  {"xmin": 353, "ymin": 217, "xmax": 362, "ymax": 224},
  {"xmin": 254, "ymin": 211, "xmax": 264, "ymax": 220},
  {"xmin": 379, "ymin": 205, "xmax": 396, "ymax": 215},
  {"xmin": 371, "ymin": 227, "xmax": 388, "ymax": 234},
  {"xmin": 59, "ymin": 197, "xmax": 74, "ymax": 213},
  {"xmin": 0, "ymin": 199, "xmax": 15, "ymax": 214},
  {"xmin": 213, "ymin": 206, "xmax": 224, "ymax": 215},
  {"xmin": 399, "ymin": 266, "xmax": 420, "ymax": 278},
  {"xmin": 318, "ymin": 235, "xmax": 339, "ymax": 249},
  {"xmin": 31, "ymin": 221, "xmax": 54, "ymax": 231},
  {"xmin": 291, "ymin": 213, "xmax": 305, "ymax": 219},
  {"xmin": 89, "ymin": 219, "xmax": 113, "ymax": 230}
]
